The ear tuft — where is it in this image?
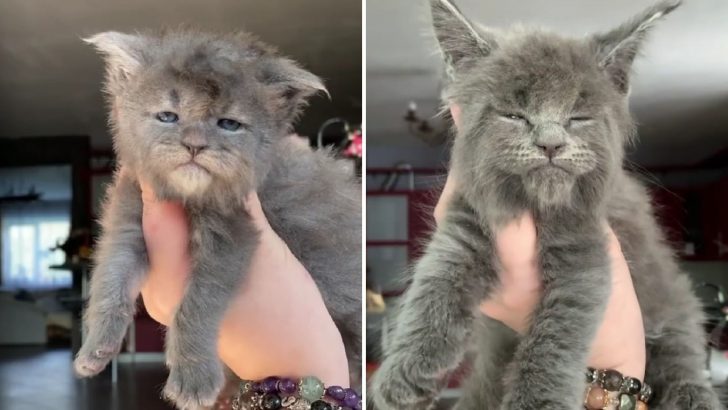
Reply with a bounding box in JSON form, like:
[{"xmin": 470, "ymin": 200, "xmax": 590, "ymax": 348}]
[
  {"xmin": 430, "ymin": 0, "xmax": 496, "ymax": 76},
  {"xmin": 84, "ymin": 31, "xmax": 147, "ymax": 88},
  {"xmin": 593, "ymin": 0, "xmax": 682, "ymax": 93},
  {"xmin": 258, "ymin": 58, "xmax": 327, "ymax": 123}
]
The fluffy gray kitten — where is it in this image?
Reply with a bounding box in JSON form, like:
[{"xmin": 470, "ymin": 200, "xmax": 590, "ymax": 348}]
[
  {"xmin": 73, "ymin": 30, "xmax": 361, "ymax": 410},
  {"xmin": 370, "ymin": 1, "xmax": 722, "ymax": 409}
]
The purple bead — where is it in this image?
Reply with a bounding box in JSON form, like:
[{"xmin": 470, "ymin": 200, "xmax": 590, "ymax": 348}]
[
  {"xmin": 253, "ymin": 381, "xmax": 264, "ymax": 393},
  {"xmin": 354, "ymin": 399, "xmax": 362, "ymax": 410},
  {"xmin": 325, "ymin": 385, "xmax": 346, "ymax": 401},
  {"xmin": 261, "ymin": 376, "xmax": 280, "ymax": 393},
  {"xmin": 343, "ymin": 388, "xmax": 359, "ymax": 408},
  {"xmin": 278, "ymin": 378, "xmax": 297, "ymax": 395}
]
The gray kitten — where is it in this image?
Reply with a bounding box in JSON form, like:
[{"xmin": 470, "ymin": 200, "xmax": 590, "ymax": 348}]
[
  {"xmin": 73, "ymin": 30, "xmax": 361, "ymax": 409},
  {"xmin": 370, "ymin": 1, "xmax": 722, "ymax": 409}
]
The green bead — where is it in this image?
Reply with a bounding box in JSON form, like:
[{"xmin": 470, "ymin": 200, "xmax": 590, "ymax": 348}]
[
  {"xmin": 299, "ymin": 376, "xmax": 325, "ymax": 402},
  {"xmin": 619, "ymin": 393, "xmax": 637, "ymax": 410}
]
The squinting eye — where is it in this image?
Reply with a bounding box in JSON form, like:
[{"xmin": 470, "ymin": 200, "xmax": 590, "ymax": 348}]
[
  {"xmin": 569, "ymin": 116, "xmax": 593, "ymax": 124},
  {"xmin": 156, "ymin": 111, "xmax": 178, "ymax": 123},
  {"xmin": 217, "ymin": 118, "xmax": 244, "ymax": 131},
  {"xmin": 503, "ymin": 113, "xmax": 527, "ymax": 122}
]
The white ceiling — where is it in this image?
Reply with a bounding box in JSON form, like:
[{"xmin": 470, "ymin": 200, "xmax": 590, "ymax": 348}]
[
  {"xmin": 0, "ymin": 0, "xmax": 361, "ymax": 148},
  {"xmin": 366, "ymin": 0, "xmax": 728, "ymax": 167}
]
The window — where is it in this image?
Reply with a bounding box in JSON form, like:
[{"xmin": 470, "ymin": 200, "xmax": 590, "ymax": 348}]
[
  {"xmin": 0, "ymin": 165, "xmax": 73, "ymax": 291},
  {"xmin": 1, "ymin": 203, "xmax": 71, "ymax": 290}
]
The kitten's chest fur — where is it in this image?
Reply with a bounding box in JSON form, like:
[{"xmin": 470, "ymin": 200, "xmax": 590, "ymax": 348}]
[{"xmin": 471, "ymin": 170, "xmax": 700, "ymax": 338}]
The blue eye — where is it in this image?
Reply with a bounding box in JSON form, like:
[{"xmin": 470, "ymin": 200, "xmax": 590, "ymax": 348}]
[
  {"xmin": 217, "ymin": 118, "xmax": 244, "ymax": 131},
  {"xmin": 156, "ymin": 112, "xmax": 178, "ymax": 123}
]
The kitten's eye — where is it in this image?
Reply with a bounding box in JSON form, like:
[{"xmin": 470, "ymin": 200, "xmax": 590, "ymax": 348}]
[
  {"xmin": 156, "ymin": 112, "xmax": 178, "ymax": 123},
  {"xmin": 217, "ymin": 118, "xmax": 245, "ymax": 132},
  {"xmin": 502, "ymin": 113, "xmax": 527, "ymax": 122},
  {"xmin": 568, "ymin": 116, "xmax": 593, "ymax": 125}
]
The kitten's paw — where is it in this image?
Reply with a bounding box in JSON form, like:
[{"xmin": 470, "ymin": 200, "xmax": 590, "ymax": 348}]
[
  {"xmin": 73, "ymin": 339, "xmax": 120, "ymax": 377},
  {"xmin": 163, "ymin": 360, "xmax": 225, "ymax": 410},
  {"xmin": 659, "ymin": 383, "xmax": 722, "ymax": 410},
  {"xmin": 369, "ymin": 360, "xmax": 440, "ymax": 410}
]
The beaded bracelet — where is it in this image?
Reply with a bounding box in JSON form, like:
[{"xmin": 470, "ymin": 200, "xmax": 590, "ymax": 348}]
[
  {"xmin": 584, "ymin": 368, "xmax": 653, "ymax": 410},
  {"xmin": 231, "ymin": 376, "xmax": 362, "ymax": 410}
]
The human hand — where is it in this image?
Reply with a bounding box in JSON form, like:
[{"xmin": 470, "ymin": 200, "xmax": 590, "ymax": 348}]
[
  {"xmin": 435, "ymin": 104, "xmax": 646, "ymax": 380},
  {"xmin": 138, "ymin": 165, "xmax": 350, "ymax": 387}
]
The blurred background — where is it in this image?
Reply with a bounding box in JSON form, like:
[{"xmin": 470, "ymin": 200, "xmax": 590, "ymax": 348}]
[
  {"xmin": 365, "ymin": 0, "xmax": 728, "ymax": 406},
  {"xmin": 0, "ymin": 0, "xmax": 361, "ymax": 409}
]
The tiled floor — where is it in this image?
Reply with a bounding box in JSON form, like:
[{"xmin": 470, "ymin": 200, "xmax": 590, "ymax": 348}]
[{"xmin": 0, "ymin": 346, "xmax": 175, "ymax": 410}]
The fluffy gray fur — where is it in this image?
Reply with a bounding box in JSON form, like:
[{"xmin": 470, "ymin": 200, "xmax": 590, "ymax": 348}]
[
  {"xmin": 370, "ymin": 1, "xmax": 722, "ymax": 409},
  {"xmin": 74, "ymin": 29, "xmax": 361, "ymax": 410}
]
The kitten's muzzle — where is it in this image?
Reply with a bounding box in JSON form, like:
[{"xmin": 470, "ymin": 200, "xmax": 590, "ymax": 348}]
[
  {"xmin": 535, "ymin": 141, "xmax": 565, "ymax": 159},
  {"xmin": 181, "ymin": 141, "xmax": 208, "ymax": 157},
  {"xmin": 533, "ymin": 122, "xmax": 567, "ymax": 160}
]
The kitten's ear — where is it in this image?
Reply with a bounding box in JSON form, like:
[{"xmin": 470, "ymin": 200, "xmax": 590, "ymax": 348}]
[
  {"xmin": 83, "ymin": 31, "xmax": 148, "ymax": 87},
  {"xmin": 430, "ymin": 0, "xmax": 497, "ymax": 75},
  {"xmin": 593, "ymin": 0, "xmax": 681, "ymax": 94},
  {"xmin": 258, "ymin": 58, "xmax": 328, "ymax": 122}
]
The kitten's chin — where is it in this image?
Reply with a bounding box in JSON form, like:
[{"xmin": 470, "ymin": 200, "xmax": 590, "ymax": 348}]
[
  {"xmin": 167, "ymin": 164, "xmax": 213, "ymax": 198},
  {"xmin": 523, "ymin": 166, "xmax": 575, "ymax": 208}
]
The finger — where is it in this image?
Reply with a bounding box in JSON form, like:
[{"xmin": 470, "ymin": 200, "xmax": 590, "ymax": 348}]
[
  {"xmin": 139, "ymin": 180, "xmax": 191, "ymax": 325},
  {"xmin": 138, "ymin": 178, "xmax": 190, "ymax": 282},
  {"xmin": 139, "ymin": 178, "xmax": 158, "ymax": 206},
  {"xmin": 449, "ymin": 102, "xmax": 462, "ymax": 130},
  {"xmin": 605, "ymin": 226, "xmax": 632, "ymax": 285},
  {"xmin": 433, "ymin": 103, "xmax": 463, "ymax": 225},
  {"xmin": 494, "ymin": 212, "xmax": 538, "ymax": 274},
  {"xmin": 433, "ymin": 172, "xmax": 457, "ymax": 224},
  {"xmin": 243, "ymin": 191, "xmax": 272, "ymax": 232}
]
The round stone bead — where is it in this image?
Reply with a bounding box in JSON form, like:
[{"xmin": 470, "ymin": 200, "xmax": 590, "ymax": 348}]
[
  {"xmin": 639, "ymin": 384, "xmax": 653, "ymax": 403},
  {"xmin": 262, "ymin": 377, "xmax": 280, "ymax": 394},
  {"xmin": 261, "ymin": 393, "xmax": 282, "ymax": 410},
  {"xmin": 585, "ymin": 386, "xmax": 608, "ymax": 409},
  {"xmin": 602, "ymin": 369, "xmax": 624, "ymax": 391},
  {"xmin": 289, "ymin": 398, "xmax": 311, "ymax": 410},
  {"xmin": 636, "ymin": 400, "xmax": 648, "ymax": 410},
  {"xmin": 343, "ymin": 388, "xmax": 360, "ymax": 408},
  {"xmin": 299, "ymin": 376, "xmax": 325, "ymax": 402},
  {"xmin": 278, "ymin": 378, "xmax": 297, "ymax": 395},
  {"xmin": 325, "ymin": 385, "xmax": 346, "ymax": 401},
  {"xmin": 619, "ymin": 393, "xmax": 637, "ymax": 410},
  {"xmin": 311, "ymin": 400, "xmax": 333, "ymax": 410},
  {"xmin": 586, "ymin": 367, "xmax": 598, "ymax": 384},
  {"xmin": 621, "ymin": 377, "xmax": 642, "ymax": 395}
]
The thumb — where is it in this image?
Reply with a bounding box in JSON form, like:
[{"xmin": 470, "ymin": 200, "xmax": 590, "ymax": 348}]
[
  {"xmin": 138, "ymin": 178, "xmax": 188, "ymax": 252},
  {"xmin": 139, "ymin": 178, "xmax": 158, "ymax": 206},
  {"xmin": 244, "ymin": 191, "xmax": 272, "ymax": 232}
]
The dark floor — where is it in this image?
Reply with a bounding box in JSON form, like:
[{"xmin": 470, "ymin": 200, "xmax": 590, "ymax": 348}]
[{"xmin": 0, "ymin": 346, "xmax": 175, "ymax": 410}]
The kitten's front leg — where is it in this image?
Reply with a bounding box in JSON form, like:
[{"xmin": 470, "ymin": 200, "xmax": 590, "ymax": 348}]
[
  {"xmin": 499, "ymin": 220, "xmax": 611, "ymax": 410},
  {"xmin": 74, "ymin": 171, "xmax": 148, "ymax": 376},
  {"xmin": 370, "ymin": 197, "xmax": 497, "ymax": 410},
  {"xmin": 644, "ymin": 288, "xmax": 722, "ymax": 409},
  {"xmin": 162, "ymin": 209, "xmax": 258, "ymax": 410}
]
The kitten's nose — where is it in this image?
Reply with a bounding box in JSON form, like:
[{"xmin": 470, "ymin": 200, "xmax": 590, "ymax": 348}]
[
  {"xmin": 535, "ymin": 142, "xmax": 565, "ymax": 159},
  {"xmin": 182, "ymin": 142, "xmax": 207, "ymax": 157}
]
